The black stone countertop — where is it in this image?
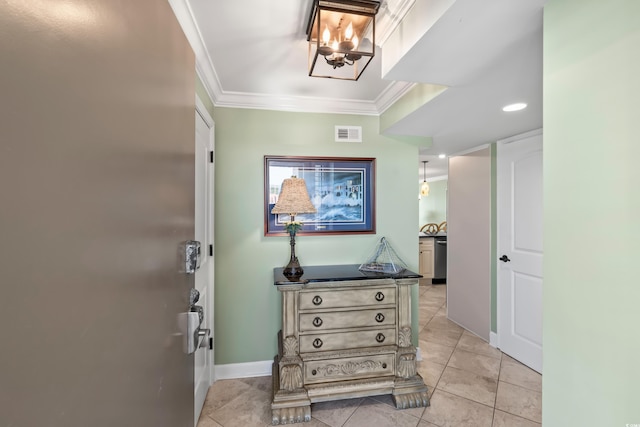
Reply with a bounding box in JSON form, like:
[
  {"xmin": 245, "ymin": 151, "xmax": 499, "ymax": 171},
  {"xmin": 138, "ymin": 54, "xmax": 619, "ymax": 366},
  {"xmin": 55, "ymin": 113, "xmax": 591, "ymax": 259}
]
[{"xmin": 274, "ymin": 264, "xmax": 421, "ymax": 285}]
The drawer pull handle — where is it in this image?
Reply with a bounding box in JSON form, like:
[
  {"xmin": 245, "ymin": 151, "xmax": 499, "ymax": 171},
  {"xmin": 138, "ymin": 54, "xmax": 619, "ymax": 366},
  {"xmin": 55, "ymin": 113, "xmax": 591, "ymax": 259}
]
[
  {"xmin": 376, "ymin": 333, "xmax": 385, "ymax": 343},
  {"xmin": 311, "ymin": 369, "xmax": 317, "ymax": 376},
  {"xmin": 375, "ymin": 292, "xmax": 385, "ymax": 302},
  {"xmin": 313, "ymin": 338, "xmax": 323, "ymax": 348},
  {"xmin": 312, "ymin": 295, "xmax": 323, "ymax": 306},
  {"xmin": 312, "ymin": 317, "xmax": 323, "ymax": 327},
  {"xmin": 382, "ymin": 363, "xmax": 387, "ymax": 369},
  {"xmin": 375, "ymin": 313, "xmax": 385, "ymax": 323}
]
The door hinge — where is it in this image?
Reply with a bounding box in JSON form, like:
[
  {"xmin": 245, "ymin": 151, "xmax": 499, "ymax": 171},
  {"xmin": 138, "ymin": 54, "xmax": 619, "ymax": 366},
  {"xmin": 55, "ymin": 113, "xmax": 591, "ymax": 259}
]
[
  {"xmin": 209, "ymin": 151, "xmax": 214, "ymax": 163},
  {"xmin": 208, "ymin": 337, "xmax": 213, "ymax": 350},
  {"xmin": 209, "ymin": 244, "xmax": 213, "ymax": 257}
]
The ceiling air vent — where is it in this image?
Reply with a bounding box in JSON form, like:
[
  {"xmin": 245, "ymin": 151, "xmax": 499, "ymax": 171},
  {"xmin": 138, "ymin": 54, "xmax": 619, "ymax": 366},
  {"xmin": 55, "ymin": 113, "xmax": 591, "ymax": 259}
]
[{"xmin": 335, "ymin": 126, "xmax": 362, "ymax": 143}]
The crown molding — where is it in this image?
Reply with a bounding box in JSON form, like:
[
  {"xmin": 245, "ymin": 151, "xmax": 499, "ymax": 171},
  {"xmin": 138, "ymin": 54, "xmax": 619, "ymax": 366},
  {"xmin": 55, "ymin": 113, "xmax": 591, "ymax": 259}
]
[
  {"xmin": 497, "ymin": 128, "xmax": 543, "ymax": 144},
  {"xmin": 375, "ymin": 80, "xmax": 416, "ymax": 114},
  {"xmin": 170, "ymin": 0, "xmax": 415, "ymax": 116},
  {"xmin": 168, "ymin": 0, "xmax": 222, "ymax": 104},
  {"xmin": 213, "ymin": 90, "xmax": 380, "ymax": 115},
  {"xmin": 212, "ymin": 79, "xmax": 415, "ymax": 115},
  {"xmin": 417, "ymin": 174, "xmax": 448, "ymax": 184},
  {"xmin": 450, "ymin": 143, "xmax": 491, "ymax": 157},
  {"xmin": 427, "ymin": 174, "xmax": 448, "ymax": 182},
  {"xmin": 376, "ymin": 0, "xmax": 417, "ymax": 46}
]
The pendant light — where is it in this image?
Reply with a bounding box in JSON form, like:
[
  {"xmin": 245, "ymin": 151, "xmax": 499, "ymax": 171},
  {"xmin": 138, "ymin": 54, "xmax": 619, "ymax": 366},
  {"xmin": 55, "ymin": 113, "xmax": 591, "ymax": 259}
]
[{"xmin": 420, "ymin": 161, "xmax": 430, "ymax": 197}]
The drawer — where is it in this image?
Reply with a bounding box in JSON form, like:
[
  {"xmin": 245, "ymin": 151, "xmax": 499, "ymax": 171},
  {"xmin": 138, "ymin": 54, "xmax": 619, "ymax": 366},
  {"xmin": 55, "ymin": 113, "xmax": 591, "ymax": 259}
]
[
  {"xmin": 300, "ymin": 328, "xmax": 396, "ymax": 353},
  {"xmin": 419, "ymin": 239, "xmax": 434, "ymax": 249},
  {"xmin": 299, "ymin": 287, "xmax": 396, "ymax": 310},
  {"xmin": 304, "ymin": 353, "xmax": 395, "ymax": 384},
  {"xmin": 300, "ymin": 308, "xmax": 396, "ymax": 332}
]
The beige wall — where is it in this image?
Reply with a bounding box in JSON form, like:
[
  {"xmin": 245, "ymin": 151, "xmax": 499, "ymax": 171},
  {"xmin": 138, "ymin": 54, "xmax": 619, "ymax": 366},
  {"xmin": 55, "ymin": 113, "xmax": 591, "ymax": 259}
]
[
  {"xmin": 446, "ymin": 147, "xmax": 491, "ymax": 340},
  {"xmin": 0, "ymin": 2, "xmax": 195, "ymax": 426}
]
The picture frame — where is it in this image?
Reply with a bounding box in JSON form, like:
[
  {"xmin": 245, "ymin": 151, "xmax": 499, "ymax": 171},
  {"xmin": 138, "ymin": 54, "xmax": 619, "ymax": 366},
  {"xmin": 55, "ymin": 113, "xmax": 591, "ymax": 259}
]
[{"xmin": 265, "ymin": 156, "xmax": 376, "ymax": 236}]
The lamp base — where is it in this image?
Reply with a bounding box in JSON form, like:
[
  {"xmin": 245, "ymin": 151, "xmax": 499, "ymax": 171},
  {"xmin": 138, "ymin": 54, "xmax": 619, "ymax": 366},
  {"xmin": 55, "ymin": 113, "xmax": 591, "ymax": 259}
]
[
  {"xmin": 283, "ymin": 257, "xmax": 304, "ymax": 280},
  {"xmin": 282, "ymin": 231, "xmax": 305, "ymax": 280}
]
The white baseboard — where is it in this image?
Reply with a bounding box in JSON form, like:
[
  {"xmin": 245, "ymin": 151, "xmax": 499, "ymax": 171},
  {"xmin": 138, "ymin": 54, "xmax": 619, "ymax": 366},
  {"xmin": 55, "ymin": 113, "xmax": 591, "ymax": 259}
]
[
  {"xmin": 489, "ymin": 332, "xmax": 499, "ymax": 349},
  {"xmin": 416, "ymin": 346, "xmax": 422, "ymax": 361},
  {"xmin": 214, "ymin": 360, "xmax": 273, "ymax": 380}
]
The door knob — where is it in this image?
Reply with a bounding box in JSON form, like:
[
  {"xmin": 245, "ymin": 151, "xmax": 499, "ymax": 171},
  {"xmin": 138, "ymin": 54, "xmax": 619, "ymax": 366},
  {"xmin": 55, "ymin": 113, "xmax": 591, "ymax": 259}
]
[{"xmin": 499, "ymin": 255, "xmax": 511, "ymax": 262}]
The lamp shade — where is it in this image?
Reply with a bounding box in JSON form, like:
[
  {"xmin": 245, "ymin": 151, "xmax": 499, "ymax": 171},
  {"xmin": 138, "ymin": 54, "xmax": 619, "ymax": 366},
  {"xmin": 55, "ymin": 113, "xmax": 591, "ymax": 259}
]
[
  {"xmin": 271, "ymin": 177, "xmax": 317, "ymax": 216},
  {"xmin": 420, "ymin": 181, "xmax": 430, "ymax": 197},
  {"xmin": 420, "ymin": 160, "xmax": 430, "ymax": 197}
]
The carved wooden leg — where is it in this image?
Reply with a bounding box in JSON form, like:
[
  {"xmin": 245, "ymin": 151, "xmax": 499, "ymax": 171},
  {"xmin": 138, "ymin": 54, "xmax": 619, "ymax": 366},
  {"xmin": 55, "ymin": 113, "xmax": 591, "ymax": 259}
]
[
  {"xmin": 392, "ymin": 378, "xmax": 430, "ymax": 409},
  {"xmin": 271, "ymin": 352, "xmax": 311, "ymax": 424},
  {"xmin": 392, "ymin": 326, "xmax": 430, "ymax": 409},
  {"xmin": 271, "ymin": 288, "xmax": 311, "ymax": 424},
  {"xmin": 392, "ymin": 347, "xmax": 430, "ymax": 409}
]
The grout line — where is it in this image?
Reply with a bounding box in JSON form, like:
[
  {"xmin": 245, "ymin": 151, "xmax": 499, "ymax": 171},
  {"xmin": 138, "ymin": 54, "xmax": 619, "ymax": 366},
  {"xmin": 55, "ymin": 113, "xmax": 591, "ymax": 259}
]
[
  {"xmin": 498, "ymin": 377, "xmax": 542, "ymax": 393},
  {"xmin": 420, "ymin": 285, "xmax": 506, "ymax": 424},
  {"xmin": 422, "ymin": 293, "xmax": 455, "ymax": 404},
  {"xmin": 339, "ymin": 397, "xmax": 366, "ymax": 427},
  {"xmin": 490, "ymin": 353, "xmax": 504, "ymax": 426},
  {"xmin": 496, "ymin": 408, "xmax": 542, "ymax": 425}
]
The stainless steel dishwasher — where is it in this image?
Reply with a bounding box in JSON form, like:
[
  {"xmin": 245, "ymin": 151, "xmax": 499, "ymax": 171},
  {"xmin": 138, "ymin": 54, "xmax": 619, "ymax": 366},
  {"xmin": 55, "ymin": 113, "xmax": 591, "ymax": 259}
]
[{"xmin": 433, "ymin": 236, "xmax": 447, "ymax": 284}]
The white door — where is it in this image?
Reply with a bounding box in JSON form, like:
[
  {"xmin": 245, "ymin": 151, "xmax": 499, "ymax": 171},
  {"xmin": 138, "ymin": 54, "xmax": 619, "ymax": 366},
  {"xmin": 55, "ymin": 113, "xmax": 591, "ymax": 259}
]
[
  {"xmin": 497, "ymin": 130, "xmax": 543, "ymax": 373},
  {"xmin": 194, "ymin": 102, "xmax": 215, "ymax": 423}
]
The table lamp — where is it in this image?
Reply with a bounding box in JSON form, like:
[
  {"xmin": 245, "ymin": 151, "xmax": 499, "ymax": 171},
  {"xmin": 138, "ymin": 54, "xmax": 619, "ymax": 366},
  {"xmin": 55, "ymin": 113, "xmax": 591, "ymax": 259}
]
[{"xmin": 271, "ymin": 176, "xmax": 317, "ymax": 279}]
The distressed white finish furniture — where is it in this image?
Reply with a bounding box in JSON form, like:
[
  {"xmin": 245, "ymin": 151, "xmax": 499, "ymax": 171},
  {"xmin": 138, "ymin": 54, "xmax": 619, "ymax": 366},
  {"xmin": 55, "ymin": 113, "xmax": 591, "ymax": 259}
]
[
  {"xmin": 419, "ymin": 237, "xmax": 434, "ymax": 279},
  {"xmin": 271, "ymin": 265, "xmax": 429, "ymax": 425}
]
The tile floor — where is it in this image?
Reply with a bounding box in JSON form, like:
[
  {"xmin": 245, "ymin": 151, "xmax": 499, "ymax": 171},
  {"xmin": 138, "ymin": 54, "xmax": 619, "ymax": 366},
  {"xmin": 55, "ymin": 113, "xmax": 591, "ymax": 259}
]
[{"xmin": 197, "ymin": 283, "xmax": 542, "ymax": 427}]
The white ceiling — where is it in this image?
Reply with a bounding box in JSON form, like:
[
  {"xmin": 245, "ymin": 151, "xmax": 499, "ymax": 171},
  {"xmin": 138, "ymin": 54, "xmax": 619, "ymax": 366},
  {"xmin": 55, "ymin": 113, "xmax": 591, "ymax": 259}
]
[{"xmin": 176, "ymin": 0, "xmax": 544, "ymax": 178}]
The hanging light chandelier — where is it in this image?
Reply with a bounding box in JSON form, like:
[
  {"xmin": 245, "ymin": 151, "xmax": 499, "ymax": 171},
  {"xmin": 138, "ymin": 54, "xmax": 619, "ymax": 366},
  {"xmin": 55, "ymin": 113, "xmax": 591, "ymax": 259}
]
[
  {"xmin": 306, "ymin": 0, "xmax": 380, "ymax": 81},
  {"xmin": 420, "ymin": 161, "xmax": 430, "ymax": 197}
]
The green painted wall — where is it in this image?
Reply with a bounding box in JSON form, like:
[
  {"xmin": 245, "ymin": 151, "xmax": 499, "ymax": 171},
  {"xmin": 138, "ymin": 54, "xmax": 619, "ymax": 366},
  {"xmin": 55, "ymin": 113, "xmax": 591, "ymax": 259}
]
[
  {"xmin": 418, "ymin": 179, "xmax": 447, "ymax": 227},
  {"xmin": 212, "ymin": 107, "xmax": 421, "ymax": 364},
  {"xmin": 380, "ymin": 83, "xmax": 446, "ymax": 134},
  {"xmin": 544, "ymin": 1, "xmax": 640, "ymax": 425}
]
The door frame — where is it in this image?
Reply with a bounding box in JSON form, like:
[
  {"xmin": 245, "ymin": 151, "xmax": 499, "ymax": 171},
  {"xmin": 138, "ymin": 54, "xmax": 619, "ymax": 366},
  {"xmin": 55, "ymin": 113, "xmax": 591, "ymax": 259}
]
[
  {"xmin": 496, "ymin": 128, "xmax": 543, "ymax": 371},
  {"xmin": 195, "ymin": 94, "xmax": 215, "ymax": 385}
]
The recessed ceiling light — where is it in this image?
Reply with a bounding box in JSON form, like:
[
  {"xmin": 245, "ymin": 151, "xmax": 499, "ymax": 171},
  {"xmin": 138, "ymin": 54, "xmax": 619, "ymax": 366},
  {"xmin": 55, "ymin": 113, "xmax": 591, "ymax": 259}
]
[
  {"xmin": 502, "ymin": 102, "xmax": 527, "ymax": 112},
  {"xmin": 438, "ymin": 154, "xmax": 446, "ymax": 159}
]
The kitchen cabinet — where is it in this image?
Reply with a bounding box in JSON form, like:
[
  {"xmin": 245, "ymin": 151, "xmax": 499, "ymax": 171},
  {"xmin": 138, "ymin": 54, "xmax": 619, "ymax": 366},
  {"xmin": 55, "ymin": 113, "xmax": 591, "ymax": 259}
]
[{"xmin": 419, "ymin": 238, "xmax": 434, "ymax": 279}]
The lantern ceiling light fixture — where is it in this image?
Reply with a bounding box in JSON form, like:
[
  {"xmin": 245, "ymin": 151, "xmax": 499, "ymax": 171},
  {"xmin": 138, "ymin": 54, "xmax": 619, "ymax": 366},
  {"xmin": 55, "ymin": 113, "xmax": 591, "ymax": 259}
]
[{"xmin": 306, "ymin": 0, "xmax": 380, "ymax": 81}]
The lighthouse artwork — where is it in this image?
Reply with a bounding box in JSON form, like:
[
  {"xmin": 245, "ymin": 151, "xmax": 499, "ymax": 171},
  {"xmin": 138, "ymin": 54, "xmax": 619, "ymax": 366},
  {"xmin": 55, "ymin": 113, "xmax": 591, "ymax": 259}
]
[{"xmin": 265, "ymin": 157, "xmax": 375, "ymax": 235}]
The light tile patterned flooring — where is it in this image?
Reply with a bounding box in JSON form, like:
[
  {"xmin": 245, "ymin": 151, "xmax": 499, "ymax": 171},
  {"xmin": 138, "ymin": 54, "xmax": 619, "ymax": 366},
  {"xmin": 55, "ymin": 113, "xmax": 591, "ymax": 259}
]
[{"xmin": 197, "ymin": 283, "xmax": 542, "ymax": 427}]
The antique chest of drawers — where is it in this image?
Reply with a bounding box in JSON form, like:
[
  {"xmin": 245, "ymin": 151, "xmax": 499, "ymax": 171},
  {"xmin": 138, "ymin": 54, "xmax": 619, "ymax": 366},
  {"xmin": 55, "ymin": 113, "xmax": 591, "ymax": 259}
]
[{"xmin": 271, "ymin": 265, "xmax": 429, "ymax": 425}]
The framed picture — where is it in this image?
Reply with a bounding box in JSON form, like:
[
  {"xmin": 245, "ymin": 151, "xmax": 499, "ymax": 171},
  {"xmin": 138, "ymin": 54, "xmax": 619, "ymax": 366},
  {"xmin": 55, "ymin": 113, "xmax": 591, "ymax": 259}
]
[{"xmin": 265, "ymin": 156, "xmax": 376, "ymax": 236}]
